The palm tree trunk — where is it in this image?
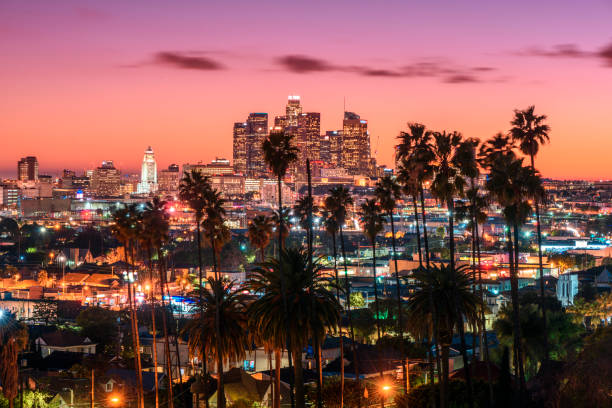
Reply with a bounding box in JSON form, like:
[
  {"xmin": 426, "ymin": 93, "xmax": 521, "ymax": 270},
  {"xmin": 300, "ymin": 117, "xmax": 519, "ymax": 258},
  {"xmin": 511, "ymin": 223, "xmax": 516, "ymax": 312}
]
[
  {"xmin": 530, "ymin": 154, "xmax": 549, "ymax": 359},
  {"xmin": 211, "ymin": 244, "xmax": 225, "ymax": 408},
  {"xmin": 331, "ymin": 232, "xmax": 345, "ymax": 408},
  {"xmin": 195, "ymin": 218, "xmax": 209, "ymax": 408},
  {"xmin": 389, "ymin": 210, "xmax": 407, "ymax": 394},
  {"xmin": 306, "ymin": 159, "xmax": 313, "ymax": 265},
  {"xmin": 447, "ymin": 198, "xmax": 474, "ymax": 408},
  {"xmin": 315, "ymin": 340, "xmax": 323, "ymax": 408},
  {"xmin": 151, "ymin": 301, "xmax": 159, "ymax": 408},
  {"xmin": 277, "ymin": 174, "xmax": 295, "ymax": 408},
  {"xmin": 157, "ymin": 252, "xmax": 175, "ymax": 408},
  {"xmin": 127, "ymin": 243, "xmax": 144, "ymax": 408},
  {"xmin": 268, "ymin": 350, "xmax": 273, "ymax": 408},
  {"xmin": 371, "ymin": 241, "xmax": 385, "ymax": 408},
  {"xmin": 420, "ymin": 188, "xmax": 442, "ymax": 404},
  {"xmin": 294, "ymin": 348, "xmax": 305, "ymax": 408},
  {"xmin": 474, "ymin": 220, "xmax": 493, "ymax": 405},
  {"xmin": 274, "ymin": 349, "xmax": 281, "ymax": 408},
  {"xmin": 512, "ymin": 224, "xmax": 526, "ymax": 393},
  {"xmin": 412, "ymin": 196, "xmax": 423, "ymax": 267},
  {"xmin": 339, "ymin": 227, "xmax": 361, "ymax": 408}
]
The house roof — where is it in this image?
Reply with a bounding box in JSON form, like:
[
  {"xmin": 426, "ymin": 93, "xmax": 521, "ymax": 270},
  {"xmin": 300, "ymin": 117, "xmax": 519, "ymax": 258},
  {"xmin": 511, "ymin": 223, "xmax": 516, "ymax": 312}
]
[
  {"xmin": 34, "ymin": 351, "xmax": 85, "ymax": 371},
  {"xmin": 63, "ymin": 273, "xmax": 89, "ymax": 284},
  {"xmin": 38, "ymin": 330, "xmax": 92, "ymax": 347},
  {"xmin": 106, "ymin": 368, "xmax": 164, "ymax": 392},
  {"xmin": 324, "ymin": 343, "xmax": 402, "ymax": 376}
]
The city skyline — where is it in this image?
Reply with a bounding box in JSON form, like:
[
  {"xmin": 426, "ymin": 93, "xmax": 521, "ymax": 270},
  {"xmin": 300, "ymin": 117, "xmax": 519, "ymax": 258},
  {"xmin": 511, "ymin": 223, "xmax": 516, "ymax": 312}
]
[{"xmin": 2, "ymin": 1, "xmax": 612, "ymax": 179}]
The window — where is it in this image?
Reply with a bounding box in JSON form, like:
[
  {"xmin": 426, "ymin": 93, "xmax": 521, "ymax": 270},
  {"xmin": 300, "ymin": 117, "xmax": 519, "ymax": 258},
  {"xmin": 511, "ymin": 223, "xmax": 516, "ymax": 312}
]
[{"xmin": 105, "ymin": 382, "xmax": 113, "ymax": 392}]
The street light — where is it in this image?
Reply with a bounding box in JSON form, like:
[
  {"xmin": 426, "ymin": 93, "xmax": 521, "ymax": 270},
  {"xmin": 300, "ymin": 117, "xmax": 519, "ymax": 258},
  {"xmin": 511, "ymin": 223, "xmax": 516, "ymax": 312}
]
[{"xmin": 57, "ymin": 255, "xmax": 67, "ymax": 295}]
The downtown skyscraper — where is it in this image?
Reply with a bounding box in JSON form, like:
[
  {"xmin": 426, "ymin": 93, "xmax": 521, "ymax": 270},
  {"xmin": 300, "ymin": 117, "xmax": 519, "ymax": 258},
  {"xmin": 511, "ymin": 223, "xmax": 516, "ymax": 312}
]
[
  {"xmin": 17, "ymin": 156, "xmax": 38, "ymax": 182},
  {"xmin": 342, "ymin": 112, "xmax": 371, "ymax": 175},
  {"xmin": 137, "ymin": 146, "xmax": 158, "ymax": 194},
  {"xmin": 232, "ymin": 113, "xmax": 269, "ymax": 177}
]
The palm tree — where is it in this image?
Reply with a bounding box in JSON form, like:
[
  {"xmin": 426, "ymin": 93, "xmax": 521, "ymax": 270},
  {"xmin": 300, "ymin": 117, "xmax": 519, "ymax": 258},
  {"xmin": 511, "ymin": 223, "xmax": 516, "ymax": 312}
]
[
  {"xmin": 374, "ymin": 175, "xmax": 409, "ymax": 393},
  {"xmin": 111, "ymin": 206, "xmax": 144, "ymax": 408},
  {"xmin": 249, "ymin": 249, "xmax": 342, "ymax": 408},
  {"xmin": 325, "ymin": 187, "xmax": 362, "ymax": 394},
  {"xmin": 486, "ymin": 154, "xmax": 544, "ymax": 394},
  {"xmin": 407, "ymin": 264, "xmax": 480, "ymax": 408},
  {"xmin": 0, "ymin": 312, "xmax": 28, "ymax": 408},
  {"xmin": 358, "ymin": 198, "xmax": 386, "ymax": 406},
  {"xmin": 510, "ymin": 105, "xmax": 551, "ymax": 358},
  {"xmin": 262, "ymin": 130, "xmax": 299, "ymax": 251},
  {"xmin": 294, "ymin": 196, "xmax": 318, "ymax": 255},
  {"xmin": 396, "ymin": 159, "xmax": 423, "ymax": 266},
  {"xmin": 184, "ymin": 279, "xmax": 248, "ymax": 407},
  {"xmin": 247, "ymin": 215, "xmax": 274, "ymax": 262},
  {"xmin": 429, "ymin": 131, "xmax": 474, "ymax": 407}
]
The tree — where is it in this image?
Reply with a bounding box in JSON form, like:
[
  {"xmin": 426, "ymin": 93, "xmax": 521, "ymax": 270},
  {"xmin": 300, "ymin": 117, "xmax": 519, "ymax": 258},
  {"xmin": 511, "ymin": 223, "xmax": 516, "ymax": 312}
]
[
  {"xmin": 184, "ymin": 278, "xmax": 248, "ymax": 408},
  {"xmin": 349, "ymin": 292, "xmax": 365, "ymax": 308},
  {"xmin": 0, "ymin": 312, "xmax": 28, "ymax": 408},
  {"xmin": 247, "ymin": 216, "xmax": 274, "ymax": 262},
  {"xmin": 510, "ymin": 105, "xmax": 551, "ymax": 360},
  {"xmin": 76, "ymin": 307, "xmax": 118, "ymax": 353},
  {"xmin": 248, "ymin": 249, "xmax": 341, "ymax": 408},
  {"xmin": 32, "ymin": 299, "xmax": 57, "ymax": 325},
  {"xmin": 406, "ymin": 264, "xmax": 479, "ymax": 408}
]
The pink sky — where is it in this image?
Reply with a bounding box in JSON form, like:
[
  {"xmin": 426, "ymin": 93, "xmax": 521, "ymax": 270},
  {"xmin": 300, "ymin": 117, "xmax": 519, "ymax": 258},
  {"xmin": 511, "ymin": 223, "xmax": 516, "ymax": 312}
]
[{"xmin": 1, "ymin": 0, "xmax": 611, "ymax": 179}]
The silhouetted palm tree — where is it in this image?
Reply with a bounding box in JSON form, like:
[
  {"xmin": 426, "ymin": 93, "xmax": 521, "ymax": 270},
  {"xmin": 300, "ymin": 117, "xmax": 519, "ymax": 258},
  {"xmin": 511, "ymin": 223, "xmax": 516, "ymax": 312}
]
[
  {"xmin": 249, "ymin": 249, "xmax": 341, "ymax": 408},
  {"xmin": 375, "ymin": 175, "xmax": 409, "ymax": 393},
  {"xmin": 111, "ymin": 206, "xmax": 144, "ymax": 408},
  {"xmin": 510, "ymin": 105, "xmax": 551, "ymax": 358},
  {"xmin": 407, "ymin": 264, "xmax": 479, "ymax": 406},
  {"xmin": 396, "ymin": 159, "xmax": 423, "ymax": 266},
  {"xmin": 184, "ymin": 278, "xmax": 248, "ymax": 407},
  {"xmin": 248, "ymin": 215, "xmax": 274, "ymax": 262},
  {"xmin": 294, "ymin": 195, "xmax": 318, "ymax": 255},
  {"xmin": 429, "ymin": 130, "xmax": 474, "ymax": 408},
  {"xmin": 486, "ymin": 155, "xmax": 544, "ymax": 394}
]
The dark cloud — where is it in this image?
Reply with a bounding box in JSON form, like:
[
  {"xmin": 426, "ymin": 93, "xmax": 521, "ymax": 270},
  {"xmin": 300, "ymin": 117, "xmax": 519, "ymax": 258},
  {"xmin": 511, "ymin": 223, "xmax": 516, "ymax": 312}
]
[
  {"xmin": 515, "ymin": 43, "xmax": 592, "ymax": 58},
  {"xmin": 275, "ymin": 54, "xmax": 494, "ymax": 83},
  {"xmin": 598, "ymin": 43, "xmax": 612, "ymax": 66},
  {"xmin": 154, "ymin": 52, "xmax": 225, "ymax": 70},
  {"xmin": 514, "ymin": 42, "xmax": 612, "ymax": 68},
  {"xmin": 277, "ymin": 55, "xmax": 335, "ymax": 73}
]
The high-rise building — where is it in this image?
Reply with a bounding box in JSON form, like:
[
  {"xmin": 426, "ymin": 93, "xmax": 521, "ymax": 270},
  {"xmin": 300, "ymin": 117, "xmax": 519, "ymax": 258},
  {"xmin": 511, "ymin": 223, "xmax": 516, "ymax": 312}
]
[
  {"xmin": 296, "ymin": 112, "xmax": 321, "ymax": 170},
  {"xmin": 232, "ymin": 122, "xmax": 248, "ymax": 174},
  {"xmin": 285, "ymin": 96, "xmax": 302, "ymax": 126},
  {"xmin": 17, "ymin": 156, "xmax": 38, "ymax": 182},
  {"xmin": 341, "ymin": 112, "xmax": 370, "ymax": 175},
  {"xmin": 91, "ymin": 161, "xmax": 121, "ymax": 197},
  {"xmin": 245, "ymin": 113, "xmax": 269, "ymax": 177},
  {"xmin": 184, "ymin": 158, "xmax": 233, "ymax": 177},
  {"xmin": 158, "ymin": 164, "xmax": 180, "ymax": 194},
  {"xmin": 137, "ymin": 146, "xmax": 158, "ymax": 194}
]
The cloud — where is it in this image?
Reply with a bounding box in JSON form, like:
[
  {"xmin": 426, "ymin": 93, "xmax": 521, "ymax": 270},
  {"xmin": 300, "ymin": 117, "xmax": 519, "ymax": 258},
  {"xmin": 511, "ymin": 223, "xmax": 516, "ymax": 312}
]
[
  {"xmin": 514, "ymin": 41, "xmax": 612, "ymax": 67},
  {"xmin": 153, "ymin": 52, "xmax": 225, "ymax": 70},
  {"xmin": 275, "ymin": 54, "xmax": 494, "ymax": 83},
  {"xmin": 277, "ymin": 55, "xmax": 335, "ymax": 73}
]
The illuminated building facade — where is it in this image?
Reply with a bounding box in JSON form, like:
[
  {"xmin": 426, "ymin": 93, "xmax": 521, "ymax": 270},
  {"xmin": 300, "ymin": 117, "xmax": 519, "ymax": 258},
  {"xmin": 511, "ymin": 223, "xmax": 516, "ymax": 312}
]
[
  {"xmin": 137, "ymin": 146, "xmax": 158, "ymax": 194},
  {"xmin": 91, "ymin": 161, "xmax": 121, "ymax": 197},
  {"xmin": 341, "ymin": 112, "xmax": 371, "ymax": 175},
  {"xmin": 245, "ymin": 113, "xmax": 269, "ymax": 177},
  {"xmin": 232, "ymin": 122, "xmax": 248, "ymax": 174},
  {"xmin": 17, "ymin": 156, "xmax": 38, "ymax": 182},
  {"xmin": 158, "ymin": 164, "xmax": 180, "ymax": 194}
]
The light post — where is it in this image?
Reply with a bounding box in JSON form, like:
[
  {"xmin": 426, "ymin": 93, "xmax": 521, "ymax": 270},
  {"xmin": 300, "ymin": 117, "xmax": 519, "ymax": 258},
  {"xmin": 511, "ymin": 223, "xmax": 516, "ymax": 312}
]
[{"xmin": 57, "ymin": 254, "xmax": 67, "ymax": 295}]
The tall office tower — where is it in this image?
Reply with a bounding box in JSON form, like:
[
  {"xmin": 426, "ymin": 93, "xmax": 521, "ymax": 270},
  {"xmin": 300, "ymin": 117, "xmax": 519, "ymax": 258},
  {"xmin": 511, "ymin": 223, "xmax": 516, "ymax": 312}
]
[
  {"xmin": 285, "ymin": 95, "xmax": 302, "ymax": 127},
  {"xmin": 341, "ymin": 112, "xmax": 370, "ymax": 175},
  {"xmin": 245, "ymin": 113, "xmax": 269, "ymax": 177},
  {"xmin": 319, "ymin": 133, "xmax": 331, "ymax": 163},
  {"xmin": 232, "ymin": 122, "xmax": 248, "ymax": 174},
  {"xmin": 137, "ymin": 146, "xmax": 158, "ymax": 194},
  {"xmin": 17, "ymin": 156, "xmax": 38, "ymax": 182},
  {"xmin": 325, "ymin": 130, "xmax": 343, "ymax": 167},
  {"xmin": 91, "ymin": 161, "xmax": 121, "ymax": 196},
  {"xmin": 296, "ymin": 112, "xmax": 321, "ymax": 168},
  {"xmin": 158, "ymin": 164, "xmax": 180, "ymax": 194}
]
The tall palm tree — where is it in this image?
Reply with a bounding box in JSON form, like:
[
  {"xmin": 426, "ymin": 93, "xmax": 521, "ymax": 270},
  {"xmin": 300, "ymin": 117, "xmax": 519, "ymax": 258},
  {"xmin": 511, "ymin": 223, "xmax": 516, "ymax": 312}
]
[
  {"xmin": 321, "ymin": 208, "xmax": 346, "ymax": 407},
  {"xmin": 111, "ymin": 206, "xmax": 144, "ymax": 408},
  {"xmin": 183, "ymin": 279, "xmax": 248, "ymax": 407},
  {"xmin": 486, "ymin": 155, "xmax": 544, "ymax": 394},
  {"xmin": 249, "ymin": 249, "xmax": 341, "ymax": 408},
  {"xmin": 429, "ymin": 131, "xmax": 474, "ymax": 408},
  {"xmin": 294, "ymin": 196, "xmax": 318, "ymax": 255},
  {"xmin": 407, "ymin": 264, "xmax": 480, "ymax": 407},
  {"xmin": 374, "ymin": 175, "xmax": 409, "ymax": 393},
  {"xmin": 247, "ymin": 215, "xmax": 274, "ymax": 262},
  {"xmin": 358, "ymin": 198, "xmax": 386, "ymax": 407},
  {"xmin": 0, "ymin": 312, "xmax": 28, "ymax": 408},
  {"xmin": 510, "ymin": 105, "xmax": 551, "ymax": 358},
  {"xmin": 262, "ymin": 130, "xmax": 299, "ymax": 251}
]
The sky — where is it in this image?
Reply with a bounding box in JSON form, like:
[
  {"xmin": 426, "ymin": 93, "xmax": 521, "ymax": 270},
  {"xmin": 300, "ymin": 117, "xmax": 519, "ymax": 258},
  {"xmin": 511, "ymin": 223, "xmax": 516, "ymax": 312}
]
[{"xmin": 1, "ymin": 0, "xmax": 612, "ymax": 179}]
